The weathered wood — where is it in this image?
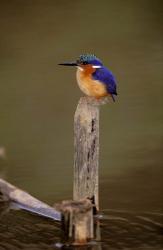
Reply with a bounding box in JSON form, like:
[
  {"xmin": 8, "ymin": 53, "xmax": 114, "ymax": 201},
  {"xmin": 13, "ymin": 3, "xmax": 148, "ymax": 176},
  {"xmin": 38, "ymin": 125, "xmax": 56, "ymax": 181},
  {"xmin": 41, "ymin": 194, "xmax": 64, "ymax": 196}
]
[
  {"xmin": 74, "ymin": 97, "xmax": 100, "ymax": 211},
  {"xmin": 55, "ymin": 199, "xmax": 93, "ymax": 244},
  {"xmin": 0, "ymin": 178, "xmax": 61, "ymax": 221}
]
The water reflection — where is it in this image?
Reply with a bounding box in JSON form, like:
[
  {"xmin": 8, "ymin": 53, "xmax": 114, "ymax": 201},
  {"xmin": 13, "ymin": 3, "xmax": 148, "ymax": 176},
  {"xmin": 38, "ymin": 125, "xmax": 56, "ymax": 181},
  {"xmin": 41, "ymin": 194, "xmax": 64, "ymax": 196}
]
[{"xmin": 0, "ymin": 203, "xmax": 162, "ymax": 250}]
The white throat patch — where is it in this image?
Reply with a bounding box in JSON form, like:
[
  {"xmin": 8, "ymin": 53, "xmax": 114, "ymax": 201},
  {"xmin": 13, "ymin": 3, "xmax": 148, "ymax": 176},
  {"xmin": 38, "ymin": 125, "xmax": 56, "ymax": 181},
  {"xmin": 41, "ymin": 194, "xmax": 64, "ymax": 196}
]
[{"xmin": 77, "ymin": 66, "xmax": 84, "ymax": 71}]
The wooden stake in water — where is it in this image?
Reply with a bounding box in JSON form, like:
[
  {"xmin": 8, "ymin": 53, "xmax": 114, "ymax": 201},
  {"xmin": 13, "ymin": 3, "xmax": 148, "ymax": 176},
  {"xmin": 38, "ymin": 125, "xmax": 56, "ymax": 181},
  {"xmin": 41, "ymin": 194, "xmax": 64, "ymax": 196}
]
[
  {"xmin": 55, "ymin": 199, "xmax": 93, "ymax": 244},
  {"xmin": 73, "ymin": 97, "xmax": 100, "ymax": 212}
]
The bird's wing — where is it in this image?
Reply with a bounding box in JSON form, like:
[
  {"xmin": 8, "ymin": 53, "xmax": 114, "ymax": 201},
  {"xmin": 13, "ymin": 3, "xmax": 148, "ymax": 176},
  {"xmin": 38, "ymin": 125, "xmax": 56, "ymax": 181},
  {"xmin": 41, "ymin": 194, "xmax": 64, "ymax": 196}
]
[{"xmin": 92, "ymin": 66, "xmax": 117, "ymax": 96}]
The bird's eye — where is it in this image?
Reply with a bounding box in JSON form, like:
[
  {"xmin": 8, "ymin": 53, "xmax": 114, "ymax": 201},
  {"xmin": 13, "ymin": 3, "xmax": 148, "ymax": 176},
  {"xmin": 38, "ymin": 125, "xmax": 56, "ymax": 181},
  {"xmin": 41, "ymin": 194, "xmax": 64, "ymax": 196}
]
[{"xmin": 82, "ymin": 61, "xmax": 87, "ymax": 65}]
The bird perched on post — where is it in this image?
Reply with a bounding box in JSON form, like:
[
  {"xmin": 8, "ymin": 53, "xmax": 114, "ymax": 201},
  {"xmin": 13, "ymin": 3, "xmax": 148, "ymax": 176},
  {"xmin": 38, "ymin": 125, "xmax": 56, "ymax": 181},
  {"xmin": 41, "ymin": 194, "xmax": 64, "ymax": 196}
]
[{"xmin": 59, "ymin": 54, "xmax": 117, "ymax": 101}]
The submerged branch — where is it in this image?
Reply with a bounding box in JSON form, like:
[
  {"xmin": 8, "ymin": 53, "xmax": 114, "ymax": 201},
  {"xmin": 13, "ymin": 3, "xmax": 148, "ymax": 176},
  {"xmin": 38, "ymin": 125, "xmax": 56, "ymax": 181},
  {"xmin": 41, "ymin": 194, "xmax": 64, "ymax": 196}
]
[{"xmin": 0, "ymin": 178, "xmax": 61, "ymax": 221}]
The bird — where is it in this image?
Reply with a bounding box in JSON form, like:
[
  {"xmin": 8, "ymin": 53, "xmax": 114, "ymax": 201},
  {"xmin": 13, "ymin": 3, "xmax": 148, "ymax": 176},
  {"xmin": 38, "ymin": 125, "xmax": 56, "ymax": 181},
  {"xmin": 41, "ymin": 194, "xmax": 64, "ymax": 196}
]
[{"xmin": 59, "ymin": 54, "xmax": 117, "ymax": 101}]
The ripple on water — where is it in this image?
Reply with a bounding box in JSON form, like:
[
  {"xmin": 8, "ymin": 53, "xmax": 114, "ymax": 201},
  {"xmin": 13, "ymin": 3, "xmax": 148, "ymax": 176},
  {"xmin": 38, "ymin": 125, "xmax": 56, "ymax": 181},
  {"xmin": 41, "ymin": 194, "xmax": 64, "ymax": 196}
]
[{"xmin": 0, "ymin": 204, "xmax": 163, "ymax": 250}]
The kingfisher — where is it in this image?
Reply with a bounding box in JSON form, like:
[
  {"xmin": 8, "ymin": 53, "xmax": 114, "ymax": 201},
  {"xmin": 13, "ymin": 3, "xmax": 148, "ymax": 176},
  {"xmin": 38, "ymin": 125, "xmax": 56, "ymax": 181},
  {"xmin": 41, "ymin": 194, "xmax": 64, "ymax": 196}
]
[{"xmin": 59, "ymin": 54, "xmax": 117, "ymax": 101}]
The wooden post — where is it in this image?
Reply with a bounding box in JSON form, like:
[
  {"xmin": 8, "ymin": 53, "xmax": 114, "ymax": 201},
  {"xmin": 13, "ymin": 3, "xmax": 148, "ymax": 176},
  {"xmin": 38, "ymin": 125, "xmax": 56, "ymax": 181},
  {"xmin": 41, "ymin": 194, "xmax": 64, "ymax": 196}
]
[
  {"xmin": 74, "ymin": 97, "xmax": 100, "ymax": 212},
  {"xmin": 55, "ymin": 199, "xmax": 93, "ymax": 244}
]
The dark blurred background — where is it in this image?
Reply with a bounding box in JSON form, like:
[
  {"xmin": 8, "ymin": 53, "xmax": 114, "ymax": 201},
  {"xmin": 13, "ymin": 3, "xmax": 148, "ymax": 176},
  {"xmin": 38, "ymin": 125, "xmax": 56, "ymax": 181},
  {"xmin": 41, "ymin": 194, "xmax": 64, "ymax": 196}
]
[{"xmin": 0, "ymin": 0, "xmax": 163, "ymax": 213}]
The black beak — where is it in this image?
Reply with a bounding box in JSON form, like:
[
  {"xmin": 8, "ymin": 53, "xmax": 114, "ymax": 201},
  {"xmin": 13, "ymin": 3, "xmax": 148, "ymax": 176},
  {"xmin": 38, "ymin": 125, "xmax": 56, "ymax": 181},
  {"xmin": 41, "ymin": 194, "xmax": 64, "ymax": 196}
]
[{"xmin": 58, "ymin": 62, "xmax": 77, "ymax": 66}]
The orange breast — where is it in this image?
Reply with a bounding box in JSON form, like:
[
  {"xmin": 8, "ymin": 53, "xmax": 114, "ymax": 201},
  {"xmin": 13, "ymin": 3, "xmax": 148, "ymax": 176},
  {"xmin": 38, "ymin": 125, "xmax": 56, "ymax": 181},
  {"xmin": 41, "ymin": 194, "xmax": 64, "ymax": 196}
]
[{"xmin": 76, "ymin": 67, "xmax": 108, "ymax": 98}]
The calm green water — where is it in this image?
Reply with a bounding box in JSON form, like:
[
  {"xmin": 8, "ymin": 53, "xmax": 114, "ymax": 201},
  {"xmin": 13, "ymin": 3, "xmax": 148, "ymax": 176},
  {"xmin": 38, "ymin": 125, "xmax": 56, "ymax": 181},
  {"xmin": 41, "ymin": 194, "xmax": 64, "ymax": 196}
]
[{"xmin": 0, "ymin": 0, "xmax": 163, "ymax": 249}]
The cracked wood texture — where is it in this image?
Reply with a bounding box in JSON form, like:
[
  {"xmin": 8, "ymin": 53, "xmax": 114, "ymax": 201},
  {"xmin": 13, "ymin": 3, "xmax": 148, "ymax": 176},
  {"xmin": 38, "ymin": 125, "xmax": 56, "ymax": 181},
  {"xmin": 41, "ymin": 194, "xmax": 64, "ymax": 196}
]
[{"xmin": 73, "ymin": 97, "xmax": 99, "ymax": 211}]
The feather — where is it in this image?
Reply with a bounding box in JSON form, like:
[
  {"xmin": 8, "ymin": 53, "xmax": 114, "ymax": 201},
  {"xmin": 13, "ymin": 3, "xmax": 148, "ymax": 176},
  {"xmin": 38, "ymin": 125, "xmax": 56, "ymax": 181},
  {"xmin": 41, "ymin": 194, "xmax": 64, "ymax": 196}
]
[{"xmin": 92, "ymin": 66, "xmax": 117, "ymax": 97}]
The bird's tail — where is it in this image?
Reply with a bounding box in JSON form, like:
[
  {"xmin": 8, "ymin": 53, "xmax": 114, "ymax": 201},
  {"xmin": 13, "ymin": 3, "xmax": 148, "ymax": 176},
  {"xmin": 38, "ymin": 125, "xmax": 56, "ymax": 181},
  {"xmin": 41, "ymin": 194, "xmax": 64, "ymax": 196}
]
[{"xmin": 111, "ymin": 94, "xmax": 115, "ymax": 102}]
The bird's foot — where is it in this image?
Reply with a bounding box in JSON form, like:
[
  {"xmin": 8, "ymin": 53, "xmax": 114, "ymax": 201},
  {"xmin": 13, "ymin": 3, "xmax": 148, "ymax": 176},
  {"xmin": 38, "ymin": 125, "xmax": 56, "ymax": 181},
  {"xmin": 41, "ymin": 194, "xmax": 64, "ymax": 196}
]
[{"xmin": 85, "ymin": 96, "xmax": 110, "ymax": 106}]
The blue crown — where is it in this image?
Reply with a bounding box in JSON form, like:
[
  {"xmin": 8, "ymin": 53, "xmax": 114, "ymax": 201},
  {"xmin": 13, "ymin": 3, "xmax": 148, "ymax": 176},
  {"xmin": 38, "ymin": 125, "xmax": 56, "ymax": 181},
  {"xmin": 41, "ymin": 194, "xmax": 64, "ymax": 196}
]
[{"xmin": 78, "ymin": 54, "xmax": 103, "ymax": 66}]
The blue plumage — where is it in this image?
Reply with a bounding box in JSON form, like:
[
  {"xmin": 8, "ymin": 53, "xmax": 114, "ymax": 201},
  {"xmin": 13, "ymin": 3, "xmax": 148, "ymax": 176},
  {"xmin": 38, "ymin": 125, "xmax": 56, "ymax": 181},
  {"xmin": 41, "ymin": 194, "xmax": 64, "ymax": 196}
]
[
  {"xmin": 79, "ymin": 55, "xmax": 117, "ymax": 101},
  {"xmin": 92, "ymin": 66, "xmax": 117, "ymax": 95},
  {"xmin": 78, "ymin": 54, "xmax": 103, "ymax": 66},
  {"xmin": 59, "ymin": 54, "xmax": 117, "ymax": 101}
]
